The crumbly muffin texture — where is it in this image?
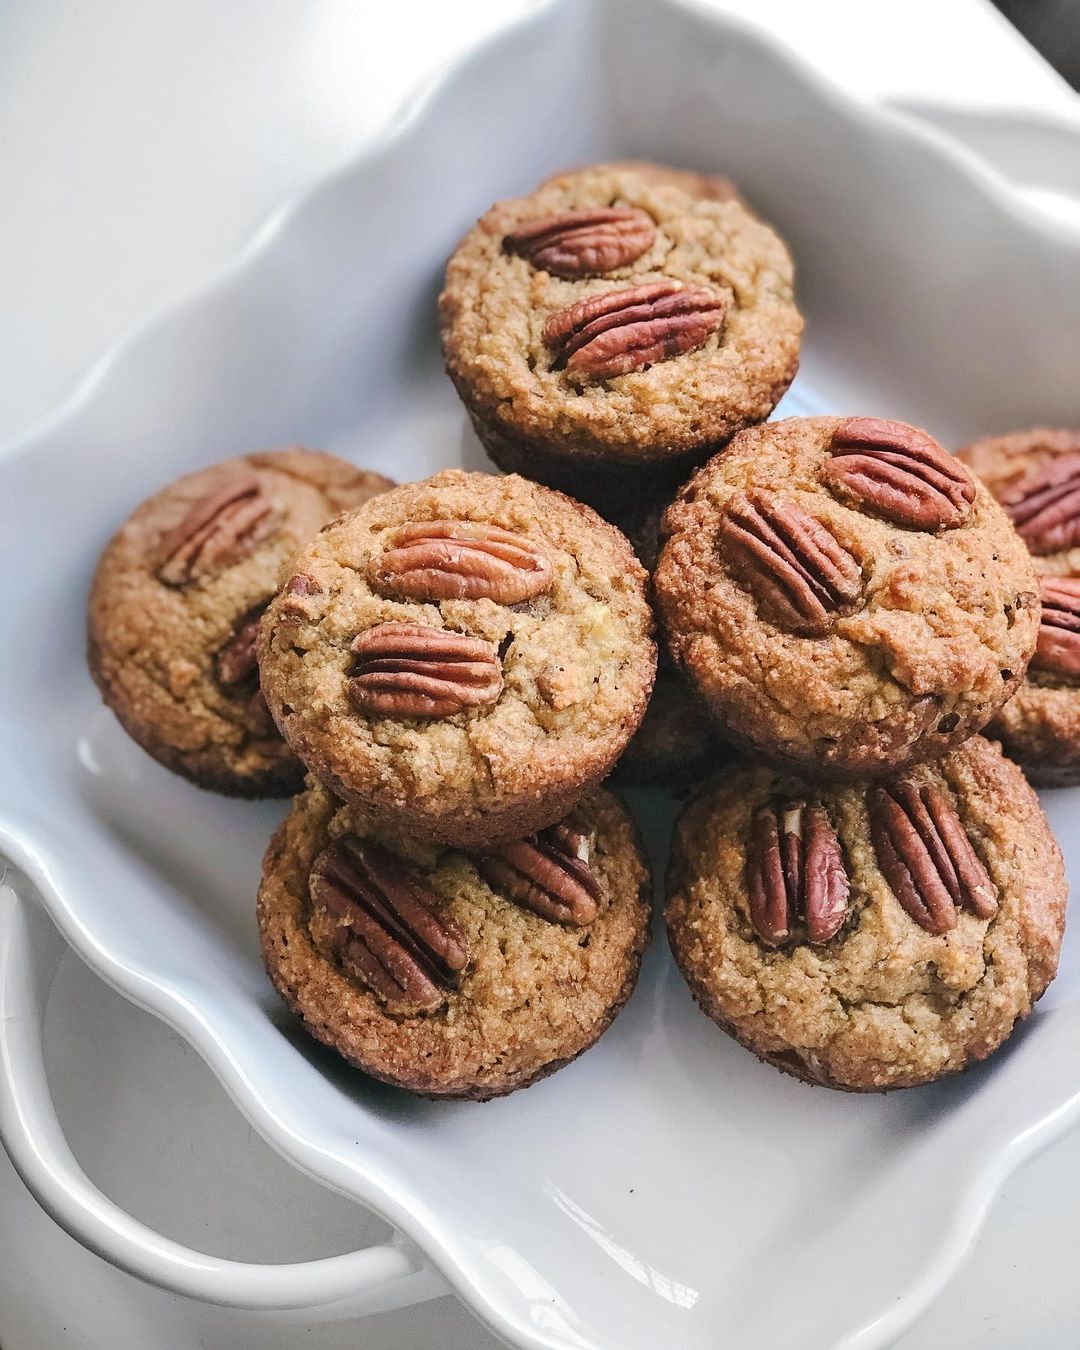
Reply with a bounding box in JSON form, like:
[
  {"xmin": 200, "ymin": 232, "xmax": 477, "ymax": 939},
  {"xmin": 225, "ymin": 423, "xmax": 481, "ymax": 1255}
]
[
  {"xmin": 543, "ymin": 160, "xmax": 742, "ymax": 205},
  {"xmin": 959, "ymin": 428, "xmax": 1080, "ymax": 784},
  {"xmin": 655, "ymin": 417, "xmax": 1040, "ymax": 777},
  {"xmin": 258, "ymin": 471, "xmax": 656, "ymax": 845},
  {"xmin": 440, "ymin": 165, "xmax": 801, "ymax": 489},
  {"xmin": 666, "ymin": 738, "xmax": 1066, "ymax": 1090},
  {"xmin": 87, "ymin": 448, "xmax": 393, "ymax": 796},
  {"xmin": 258, "ymin": 780, "xmax": 652, "ymax": 1099}
]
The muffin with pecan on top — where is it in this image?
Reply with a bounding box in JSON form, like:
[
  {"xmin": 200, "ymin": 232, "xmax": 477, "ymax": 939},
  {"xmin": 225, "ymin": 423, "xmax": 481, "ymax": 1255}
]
[
  {"xmin": 654, "ymin": 416, "xmax": 1039, "ymax": 778},
  {"xmin": 959, "ymin": 427, "xmax": 1080, "ymax": 784},
  {"xmin": 259, "ymin": 779, "xmax": 651, "ymax": 1099},
  {"xmin": 666, "ymin": 737, "xmax": 1066, "ymax": 1090},
  {"xmin": 258, "ymin": 470, "xmax": 656, "ymax": 847},
  {"xmin": 440, "ymin": 163, "xmax": 802, "ymax": 507},
  {"xmin": 87, "ymin": 449, "xmax": 393, "ymax": 796}
]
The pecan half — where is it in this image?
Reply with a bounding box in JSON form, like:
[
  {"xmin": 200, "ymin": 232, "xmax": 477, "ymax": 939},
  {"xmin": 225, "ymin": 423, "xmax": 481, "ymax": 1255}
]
[
  {"xmin": 868, "ymin": 780, "xmax": 997, "ymax": 935},
  {"xmin": 156, "ymin": 473, "xmax": 280, "ymax": 586},
  {"xmin": 1001, "ymin": 452, "xmax": 1080, "ymax": 555},
  {"xmin": 543, "ymin": 280, "xmax": 725, "ymax": 379},
  {"xmin": 349, "ymin": 623, "xmax": 502, "ymax": 718},
  {"xmin": 473, "ymin": 820, "xmax": 602, "ymax": 926},
  {"xmin": 745, "ymin": 801, "xmax": 849, "ymax": 946},
  {"xmin": 215, "ymin": 610, "xmax": 265, "ymax": 687},
  {"xmin": 503, "ymin": 207, "xmax": 655, "ymax": 277},
  {"xmin": 309, "ymin": 836, "xmax": 468, "ymax": 1012},
  {"xmin": 368, "ymin": 521, "xmax": 553, "ymax": 604},
  {"xmin": 824, "ymin": 418, "xmax": 975, "ymax": 531},
  {"xmin": 1033, "ymin": 575, "xmax": 1080, "ymax": 677},
  {"xmin": 719, "ymin": 489, "xmax": 863, "ymax": 633}
]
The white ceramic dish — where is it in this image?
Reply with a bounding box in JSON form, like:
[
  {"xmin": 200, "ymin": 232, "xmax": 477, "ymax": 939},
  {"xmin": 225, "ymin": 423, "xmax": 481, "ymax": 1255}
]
[{"xmin": 1, "ymin": 2, "xmax": 1079, "ymax": 1347}]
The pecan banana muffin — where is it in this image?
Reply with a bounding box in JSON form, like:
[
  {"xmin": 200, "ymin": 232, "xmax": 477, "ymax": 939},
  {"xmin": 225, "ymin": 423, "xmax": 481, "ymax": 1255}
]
[
  {"xmin": 607, "ymin": 498, "xmax": 731, "ymax": 787},
  {"xmin": 440, "ymin": 163, "xmax": 801, "ymax": 507},
  {"xmin": 258, "ymin": 779, "xmax": 652, "ymax": 1099},
  {"xmin": 655, "ymin": 416, "xmax": 1040, "ymax": 777},
  {"xmin": 87, "ymin": 449, "xmax": 393, "ymax": 796},
  {"xmin": 666, "ymin": 737, "xmax": 1066, "ymax": 1091},
  {"xmin": 258, "ymin": 470, "xmax": 656, "ymax": 846},
  {"xmin": 959, "ymin": 427, "xmax": 1080, "ymax": 784}
]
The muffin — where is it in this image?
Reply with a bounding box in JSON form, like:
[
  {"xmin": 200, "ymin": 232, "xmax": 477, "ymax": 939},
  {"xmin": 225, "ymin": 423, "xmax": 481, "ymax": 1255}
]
[
  {"xmin": 544, "ymin": 160, "xmax": 742, "ymax": 205},
  {"xmin": 611, "ymin": 667, "xmax": 730, "ymax": 787},
  {"xmin": 666, "ymin": 737, "xmax": 1066, "ymax": 1091},
  {"xmin": 440, "ymin": 163, "xmax": 801, "ymax": 507},
  {"xmin": 655, "ymin": 416, "xmax": 1040, "ymax": 777},
  {"xmin": 606, "ymin": 498, "xmax": 730, "ymax": 787},
  {"xmin": 959, "ymin": 427, "xmax": 1080, "ymax": 784},
  {"xmin": 258, "ymin": 470, "xmax": 656, "ymax": 846},
  {"xmin": 87, "ymin": 448, "xmax": 393, "ymax": 796},
  {"xmin": 258, "ymin": 779, "xmax": 652, "ymax": 1099}
]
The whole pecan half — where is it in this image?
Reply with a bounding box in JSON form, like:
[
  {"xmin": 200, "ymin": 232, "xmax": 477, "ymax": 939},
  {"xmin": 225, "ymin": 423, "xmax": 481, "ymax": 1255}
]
[
  {"xmin": 1032, "ymin": 575, "xmax": 1080, "ymax": 677},
  {"xmin": 503, "ymin": 207, "xmax": 655, "ymax": 277},
  {"xmin": 543, "ymin": 280, "xmax": 725, "ymax": 379},
  {"xmin": 368, "ymin": 521, "xmax": 553, "ymax": 604},
  {"xmin": 349, "ymin": 622, "xmax": 502, "ymax": 718},
  {"xmin": 824, "ymin": 418, "xmax": 975, "ymax": 531},
  {"xmin": 156, "ymin": 473, "xmax": 280, "ymax": 586},
  {"xmin": 719, "ymin": 489, "xmax": 863, "ymax": 633},
  {"xmin": 868, "ymin": 779, "xmax": 998, "ymax": 935},
  {"xmin": 309, "ymin": 836, "xmax": 468, "ymax": 1012},
  {"xmin": 473, "ymin": 820, "xmax": 602, "ymax": 926},
  {"xmin": 1001, "ymin": 452, "xmax": 1080, "ymax": 555},
  {"xmin": 745, "ymin": 800, "xmax": 849, "ymax": 946}
]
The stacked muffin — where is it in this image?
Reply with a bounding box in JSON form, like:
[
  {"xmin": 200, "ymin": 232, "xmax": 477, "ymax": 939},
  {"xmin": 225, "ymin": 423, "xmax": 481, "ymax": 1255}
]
[
  {"xmin": 654, "ymin": 416, "xmax": 1065, "ymax": 1089},
  {"xmin": 87, "ymin": 163, "xmax": 1069, "ymax": 1100}
]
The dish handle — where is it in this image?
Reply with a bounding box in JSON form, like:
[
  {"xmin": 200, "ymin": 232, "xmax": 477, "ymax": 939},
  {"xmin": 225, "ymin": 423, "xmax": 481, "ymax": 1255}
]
[{"xmin": 0, "ymin": 879, "xmax": 448, "ymax": 1314}]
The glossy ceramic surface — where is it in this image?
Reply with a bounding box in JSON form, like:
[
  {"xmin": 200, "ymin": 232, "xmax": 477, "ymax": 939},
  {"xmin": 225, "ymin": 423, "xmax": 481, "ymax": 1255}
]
[{"xmin": 1, "ymin": 2, "xmax": 1078, "ymax": 1347}]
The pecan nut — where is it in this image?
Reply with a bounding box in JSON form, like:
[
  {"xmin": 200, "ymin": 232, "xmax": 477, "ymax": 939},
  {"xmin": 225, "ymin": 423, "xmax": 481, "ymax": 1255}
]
[
  {"xmin": 745, "ymin": 801, "xmax": 849, "ymax": 946},
  {"xmin": 215, "ymin": 609, "xmax": 266, "ymax": 688},
  {"xmin": 543, "ymin": 280, "xmax": 725, "ymax": 379},
  {"xmin": 309, "ymin": 836, "xmax": 468, "ymax": 1012},
  {"xmin": 719, "ymin": 489, "xmax": 863, "ymax": 633},
  {"xmin": 368, "ymin": 520, "xmax": 553, "ymax": 604},
  {"xmin": 869, "ymin": 779, "xmax": 998, "ymax": 935},
  {"xmin": 824, "ymin": 418, "xmax": 975, "ymax": 531},
  {"xmin": 1033, "ymin": 575, "xmax": 1080, "ymax": 677},
  {"xmin": 156, "ymin": 473, "xmax": 280, "ymax": 586},
  {"xmin": 349, "ymin": 623, "xmax": 502, "ymax": 718},
  {"xmin": 473, "ymin": 820, "xmax": 601, "ymax": 925},
  {"xmin": 1001, "ymin": 452, "xmax": 1080, "ymax": 555},
  {"xmin": 503, "ymin": 207, "xmax": 655, "ymax": 277},
  {"xmin": 279, "ymin": 571, "xmax": 324, "ymax": 619}
]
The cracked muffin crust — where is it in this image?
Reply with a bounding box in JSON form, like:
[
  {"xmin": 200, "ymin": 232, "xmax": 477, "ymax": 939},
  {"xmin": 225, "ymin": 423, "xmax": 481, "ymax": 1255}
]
[
  {"xmin": 257, "ymin": 470, "xmax": 656, "ymax": 847},
  {"xmin": 959, "ymin": 428, "xmax": 1080, "ymax": 785},
  {"xmin": 655, "ymin": 416, "xmax": 1040, "ymax": 778},
  {"xmin": 258, "ymin": 779, "xmax": 652, "ymax": 1099},
  {"xmin": 440, "ymin": 164, "xmax": 801, "ymax": 507},
  {"xmin": 666, "ymin": 737, "xmax": 1066, "ymax": 1091},
  {"xmin": 87, "ymin": 448, "xmax": 393, "ymax": 796}
]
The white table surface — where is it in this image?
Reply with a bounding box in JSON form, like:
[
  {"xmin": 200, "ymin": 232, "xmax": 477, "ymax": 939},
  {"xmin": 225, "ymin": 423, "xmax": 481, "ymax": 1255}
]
[{"xmin": 2, "ymin": 3, "xmax": 1079, "ymax": 1346}]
